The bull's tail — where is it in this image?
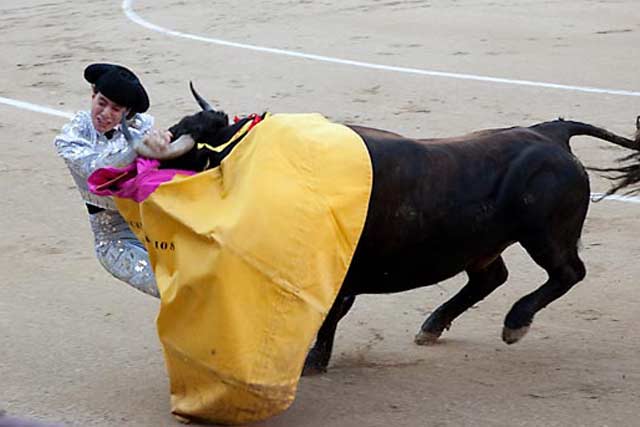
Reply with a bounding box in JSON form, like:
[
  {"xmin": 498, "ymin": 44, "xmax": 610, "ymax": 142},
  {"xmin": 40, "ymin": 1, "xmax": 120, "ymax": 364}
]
[
  {"xmin": 532, "ymin": 117, "xmax": 640, "ymax": 151},
  {"xmin": 535, "ymin": 116, "xmax": 640, "ymax": 196}
]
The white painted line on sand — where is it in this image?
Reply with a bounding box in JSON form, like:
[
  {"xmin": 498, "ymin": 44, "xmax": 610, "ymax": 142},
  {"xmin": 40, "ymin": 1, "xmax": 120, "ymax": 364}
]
[
  {"xmin": 591, "ymin": 193, "xmax": 640, "ymax": 204},
  {"xmin": 122, "ymin": 0, "xmax": 640, "ymax": 97},
  {"xmin": 0, "ymin": 95, "xmax": 73, "ymax": 119}
]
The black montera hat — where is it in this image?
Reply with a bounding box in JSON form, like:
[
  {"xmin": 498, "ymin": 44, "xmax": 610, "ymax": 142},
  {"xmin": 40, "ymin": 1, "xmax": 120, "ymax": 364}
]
[{"xmin": 84, "ymin": 63, "xmax": 150, "ymax": 113}]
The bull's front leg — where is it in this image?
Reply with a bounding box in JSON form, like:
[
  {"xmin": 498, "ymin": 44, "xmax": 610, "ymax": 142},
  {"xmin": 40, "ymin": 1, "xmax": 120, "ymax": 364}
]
[{"xmin": 302, "ymin": 295, "xmax": 355, "ymax": 376}]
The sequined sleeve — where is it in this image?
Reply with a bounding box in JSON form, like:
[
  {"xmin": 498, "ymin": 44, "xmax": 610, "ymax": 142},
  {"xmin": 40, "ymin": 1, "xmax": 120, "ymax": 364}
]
[{"xmin": 54, "ymin": 111, "xmax": 154, "ymax": 180}]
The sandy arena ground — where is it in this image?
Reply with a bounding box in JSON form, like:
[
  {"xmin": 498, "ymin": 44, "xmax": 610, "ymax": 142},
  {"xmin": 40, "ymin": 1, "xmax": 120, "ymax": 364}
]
[{"xmin": 1, "ymin": 1, "xmax": 639, "ymax": 426}]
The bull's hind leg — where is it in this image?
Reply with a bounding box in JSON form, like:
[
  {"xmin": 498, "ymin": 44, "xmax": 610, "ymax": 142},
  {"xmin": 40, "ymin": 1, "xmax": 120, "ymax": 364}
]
[
  {"xmin": 503, "ymin": 196, "xmax": 587, "ymax": 343},
  {"xmin": 415, "ymin": 256, "xmax": 508, "ymax": 345},
  {"xmin": 501, "ymin": 151, "xmax": 589, "ymax": 344},
  {"xmin": 502, "ymin": 247, "xmax": 586, "ymax": 344}
]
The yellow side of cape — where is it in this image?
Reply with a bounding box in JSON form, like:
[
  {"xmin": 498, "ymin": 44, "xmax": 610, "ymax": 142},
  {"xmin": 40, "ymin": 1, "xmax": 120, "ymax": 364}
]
[{"xmin": 115, "ymin": 113, "xmax": 372, "ymax": 424}]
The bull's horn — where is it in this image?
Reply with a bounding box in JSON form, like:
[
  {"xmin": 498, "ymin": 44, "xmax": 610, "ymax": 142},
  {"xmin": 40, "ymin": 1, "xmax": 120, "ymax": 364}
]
[
  {"xmin": 120, "ymin": 112, "xmax": 134, "ymax": 142},
  {"xmin": 121, "ymin": 113, "xmax": 196, "ymax": 160},
  {"xmin": 190, "ymin": 81, "xmax": 214, "ymax": 111}
]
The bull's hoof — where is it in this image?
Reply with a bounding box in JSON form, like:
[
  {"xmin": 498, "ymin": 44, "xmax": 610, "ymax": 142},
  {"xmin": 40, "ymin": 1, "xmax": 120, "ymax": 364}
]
[
  {"xmin": 302, "ymin": 363, "xmax": 327, "ymax": 376},
  {"xmin": 303, "ymin": 349, "xmax": 329, "ymax": 376},
  {"xmin": 502, "ymin": 325, "xmax": 530, "ymax": 344},
  {"xmin": 173, "ymin": 413, "xmax": 192, "ymax": 424},
  {"xmin": 414, "ymin": 329, "xmax": 441, "ymax": 346}
]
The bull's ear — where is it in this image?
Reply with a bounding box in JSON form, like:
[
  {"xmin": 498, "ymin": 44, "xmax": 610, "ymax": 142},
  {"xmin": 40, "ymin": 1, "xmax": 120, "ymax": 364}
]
[{"xmin": 190, "ymin": 81, "xmax": 214, "ymax": 111}]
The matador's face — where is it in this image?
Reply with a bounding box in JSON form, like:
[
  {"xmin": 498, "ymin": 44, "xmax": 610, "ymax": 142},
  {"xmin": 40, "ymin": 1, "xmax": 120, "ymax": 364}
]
[{"xmin": 91, "ymin": 91, "xmax": 127, "ymax": 134}]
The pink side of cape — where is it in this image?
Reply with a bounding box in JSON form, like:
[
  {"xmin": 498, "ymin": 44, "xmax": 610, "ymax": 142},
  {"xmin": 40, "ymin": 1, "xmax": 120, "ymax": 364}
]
[{"xmin": 88, "ymin": 157, "xmax": 195, "ymax": 202}]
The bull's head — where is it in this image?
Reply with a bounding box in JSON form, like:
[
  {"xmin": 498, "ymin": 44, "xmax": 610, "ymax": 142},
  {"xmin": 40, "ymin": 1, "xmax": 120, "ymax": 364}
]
[
  {"xmin": 167, "ymin": 82, "xmax": 230, "ymax": 146},
  {"xmin": 121, "ymin": 82, "xmax": 229, "ymax": 159}
]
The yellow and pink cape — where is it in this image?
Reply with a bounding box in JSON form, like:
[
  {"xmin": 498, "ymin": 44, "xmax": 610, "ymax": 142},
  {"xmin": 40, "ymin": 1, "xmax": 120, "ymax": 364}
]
[{"xmin": 114, "ymin": 113, "xmax": 372, "ymax": 424}]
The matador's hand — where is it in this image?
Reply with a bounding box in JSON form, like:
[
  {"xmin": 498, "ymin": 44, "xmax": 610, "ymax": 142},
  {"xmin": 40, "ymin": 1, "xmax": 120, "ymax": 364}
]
[{"xmin": 141, "ymin": 129, "xmax": 173, "ymax": 155}]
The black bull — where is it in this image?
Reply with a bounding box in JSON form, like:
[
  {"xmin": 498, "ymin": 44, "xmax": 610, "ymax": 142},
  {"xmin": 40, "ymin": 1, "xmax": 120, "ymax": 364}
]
[
  {"xmin": 304, "ymin": 120, "xmax": 638, "ymax": 375},
  {"xmin": 134, "ymin": 90, "xmax": 640, "ymax": 375}
]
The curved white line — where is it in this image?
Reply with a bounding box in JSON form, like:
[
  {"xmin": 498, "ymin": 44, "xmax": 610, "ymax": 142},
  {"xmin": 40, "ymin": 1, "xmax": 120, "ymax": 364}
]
[
  {"xmin": 0, "ymin": 95, "xmax": 73, "ymax": 119},
  {"xmin": 122, "ymin": 0, "xmax": 640, "ymax": 97}
]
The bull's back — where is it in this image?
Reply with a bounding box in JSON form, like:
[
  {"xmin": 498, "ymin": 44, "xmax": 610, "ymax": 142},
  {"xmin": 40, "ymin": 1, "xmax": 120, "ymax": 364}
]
[{"xmin": 351, "ymin": 126, "xmax": 535, "ymax": 245}]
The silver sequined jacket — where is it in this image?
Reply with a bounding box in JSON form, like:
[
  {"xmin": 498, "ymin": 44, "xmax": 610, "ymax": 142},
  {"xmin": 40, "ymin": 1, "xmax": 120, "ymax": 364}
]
[{"xmin": 54, "ymin": 111, "xmax": 159, "ymax": 297}]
